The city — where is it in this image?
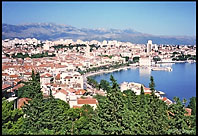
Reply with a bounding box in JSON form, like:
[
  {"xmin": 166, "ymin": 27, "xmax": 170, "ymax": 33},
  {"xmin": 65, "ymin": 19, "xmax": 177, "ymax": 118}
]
[
  {"xmin": 2, "ymin": 37, "xmax": 196, "ymax": 111},
  {"xmin": 2, "ymin": 1, "xmax": 196, "ymax": 135}
]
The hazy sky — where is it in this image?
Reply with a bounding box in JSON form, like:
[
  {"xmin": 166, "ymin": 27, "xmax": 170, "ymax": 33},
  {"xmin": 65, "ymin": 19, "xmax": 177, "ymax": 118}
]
[{"xmin": 2, "ymin": 1, "xmax": 196, "ymax": 36}]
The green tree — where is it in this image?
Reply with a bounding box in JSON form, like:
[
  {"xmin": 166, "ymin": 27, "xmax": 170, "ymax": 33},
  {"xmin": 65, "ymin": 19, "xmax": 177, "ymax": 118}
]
[
  {"xmin": 22, "ymin": 97, "xmax": 70, "ymax": 134},
  {"xmin": 140, "ymin": 85, "xmax": 144, "ymax": 95},
  {"xmin": 133, "ymin": 57, "xmax": 139, "ymax": 63},
  {"xmin": 99, "ymin": 79, "xmax": 111, "ymax": 92},
  {"xmin": 89, "ymin": 75, "xmax": 133, "ymax": 135},
  {"xmin": 167, "ymin": 97, "xmax": 195, "ymax": 135},
  {"xmin": 17, "ymin": 70, "xmax": 42, "ymax": 99},
  {"xmin": 187, "ymin": 97, "xmax": 196, "ymax": 115},
  {"xmin": 72, "ymin": 105, "xmax": 95, "ymax": 135},
  {"xmin": 2, "ymin": 98, "xmax": 24, "ymax": 135},
  {"xmin": 149, "ymin": 76, "xmax": 156, "ymax": 95}
]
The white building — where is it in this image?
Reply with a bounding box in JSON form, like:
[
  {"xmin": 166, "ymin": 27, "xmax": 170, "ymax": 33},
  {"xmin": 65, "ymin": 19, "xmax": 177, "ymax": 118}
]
[
  {"xmin": 85, "ymin": 45, "xmax": 90, "ymax": 57},
  {"xmin": 147, "ymin": 40, "xmax": 152, "ymax": 54},
  {"xmin": 139, "ymin": 56, "xmax": 151, "ymax": 66},
  {"xmin": 53, "ymin": 89, "xmax": 68, "ymax": 102},
  {"xmin": 43, "ymin": 44, "xmax": 50, "ymax": 50}
]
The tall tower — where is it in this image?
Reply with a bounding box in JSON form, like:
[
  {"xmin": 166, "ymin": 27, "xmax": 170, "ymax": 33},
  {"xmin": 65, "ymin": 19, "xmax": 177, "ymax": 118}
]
[
  {"xmin": 147, "ymin": 40, "xmax": 152, "ymax": 54},
  {"xmin": 86, "ymin": 45, "xmax": 90, "ymax": 57}
]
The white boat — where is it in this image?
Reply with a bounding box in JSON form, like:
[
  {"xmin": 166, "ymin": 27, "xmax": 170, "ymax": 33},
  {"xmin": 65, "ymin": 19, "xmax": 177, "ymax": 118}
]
[
  {"xmin": 187, "ymin": 60, "xmax": 194, "ymax": 63},
  {"xmin": 166, "ymin": 67, "xmax": 172, "ymax": 71},
  {"xmin": 151, "ymin": 67, "xmax": 172, "ymax": 71}
]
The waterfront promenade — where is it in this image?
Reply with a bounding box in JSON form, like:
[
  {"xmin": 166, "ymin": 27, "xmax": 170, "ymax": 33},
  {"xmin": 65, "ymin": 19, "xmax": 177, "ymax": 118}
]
[{"xmin": 83, "ymin": 65, "xmax": 137, "ymax": 79}]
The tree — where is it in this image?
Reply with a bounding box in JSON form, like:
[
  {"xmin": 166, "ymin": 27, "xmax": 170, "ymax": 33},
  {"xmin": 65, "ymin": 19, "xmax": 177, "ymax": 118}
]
[
  {"xmin": 99, "ymin": 79, "xmax": 110, "ymax": 92},
  {"xmin": 2, "ymin": 98, "xmax": 24, "ymax": 135},
  {"xmin": 17, "ymin": 70, "xmax": 42, "ymax": 99},
  {"xmin": 187, "ymin": 97, "xmax": 196, "ymax": 115},
  {"xmin": 149, "ymin": 76, "xmax": 156, "ymax": 96},
  {"xmin": 109, "ymin": 75, "xmax": 119, "ymax": 92},
  {"xmin": 133, "ymin": 57, "xmax": 139, "ymax": 63},
  {"xmin": 22, "ymin": 97, "xmax": 70, "ymax": 134},
  {"xmin": 167, "ymin": 97, "xmax": 195, "ymax": 135},
  {"xmin": 87, "ymin": 77, "xmax": 99, "ymax": 89},
  {"xmin": 71, "ymin": 105, "xmax": 95, "ymax": 135},
  {"xmin": 140, "ymin": 85, "xmax": 144, "ymax": 95},
  {"xmin": 89, "ymin": 75, "xmax": 134, "ymax": 135}
]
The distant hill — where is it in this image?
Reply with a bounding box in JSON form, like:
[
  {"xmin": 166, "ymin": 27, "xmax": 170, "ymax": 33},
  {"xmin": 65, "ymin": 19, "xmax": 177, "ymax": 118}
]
[{"xmin": 2, "ymin": 23, "xmax": 196, "ymax": 45}]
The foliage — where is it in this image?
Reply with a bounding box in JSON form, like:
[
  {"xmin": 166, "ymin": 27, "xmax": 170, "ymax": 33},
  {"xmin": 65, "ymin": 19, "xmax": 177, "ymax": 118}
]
[
  {"xmin": 2, "ymin": 73, "xmax": 196, "ymax": 135},
  {"xmin": 99, "ymin": 79, "xmax": 111, "ymax": 92},
  {"xmin": 122, "ymin": 56, "xmax": 129, "ymax": 62},
  {"xmin": 2, "ymin": 98, "xmax": 24, "ymax": 135},
  {"xmin": 17, "ymin": 70, "xmax": 42, "ymax": 99},
  {"xmin": 140, "ymin": 85, "xmax": 144, "ymax": 95},
  {"xmin": 187, "ymin": 97, "xmax": 196, "ymax": 115},
  {"xmin": 22, "ymin": 97, "xmax": 70, "ymax": 134},
  {"xmin": 12, "ymin": 52, "xmax": 55, "ymax": 59},
  {"xmin": 133, "ymin": 56, "xmax": 139, "ymax": 63},
  {"xmin": 153, "ymin": 56, "xmax": 161, "ymax": 61},
  {"xmin": 93, "ymin": 94, "xmax": 107, "ymax": 104},
  {"xmin": 87, "ymin": 77, "xmax": 99, "ymax": 89},
  {"xmin": 149, "ymin": 76, "xmax": 155, "ymax": 92},
  {"xmin": 167, "ymin": 97, "xmax": 196, "ymax": 135}
]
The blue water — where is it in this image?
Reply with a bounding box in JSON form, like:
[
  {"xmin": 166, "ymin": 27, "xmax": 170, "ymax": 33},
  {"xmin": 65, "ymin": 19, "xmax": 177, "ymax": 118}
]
[{"xmin": 92, "ymin": 63, "xmax": 196, "ymax": 104}]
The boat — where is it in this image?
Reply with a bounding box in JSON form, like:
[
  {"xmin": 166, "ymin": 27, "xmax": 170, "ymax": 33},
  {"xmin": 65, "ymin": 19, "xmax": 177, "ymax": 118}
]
[
  {"xmin": 166, "ymin": 67, "xmax": 172, "ymax": 71},
  {"xmin": 187, "ymin": 60, "xmax": 194, "ymax": 63},
  {"xmin": 151, "ymin": 67, "xmax": 172, "ymax": 71}
]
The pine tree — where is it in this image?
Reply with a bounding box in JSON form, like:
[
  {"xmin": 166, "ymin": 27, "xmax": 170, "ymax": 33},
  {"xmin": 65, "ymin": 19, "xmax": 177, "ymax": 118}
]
[
  {"xmin": 140, "ymin": 85, "xmax": 144, "ymax": 95},
  {"xmin": 187, "ymin": 97, "xmax": 196, "ymax": 115},
  {"xmin": 149, "ymin": 76, "xmax": 155, "ymax": 91}
]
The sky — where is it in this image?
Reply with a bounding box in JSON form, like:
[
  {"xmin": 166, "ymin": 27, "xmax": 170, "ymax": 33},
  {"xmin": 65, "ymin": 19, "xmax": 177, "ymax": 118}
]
[{"xmin": 2, "ymin": 1, "xmax": 196, "ymax": 36}]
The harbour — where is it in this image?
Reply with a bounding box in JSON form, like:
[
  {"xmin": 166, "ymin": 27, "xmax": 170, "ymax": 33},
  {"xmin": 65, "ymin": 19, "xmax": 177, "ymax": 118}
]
[{"xmin": 92, "ymin": 63, "xmax": 196, "ymax": 104}]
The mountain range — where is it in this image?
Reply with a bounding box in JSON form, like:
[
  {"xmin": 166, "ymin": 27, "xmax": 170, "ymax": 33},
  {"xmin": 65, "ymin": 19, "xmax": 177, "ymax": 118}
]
[{"xmin": 2, "ymin": 23, "xmax": 196, "ymax": 45}]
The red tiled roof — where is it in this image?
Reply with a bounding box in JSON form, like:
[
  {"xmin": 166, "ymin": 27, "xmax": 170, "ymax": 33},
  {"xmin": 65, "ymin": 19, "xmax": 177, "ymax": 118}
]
[
  {"xmin": 184, "ymin": 108, "xmax": 192, "ymax": 116},
  {"xmin": 55, "ymin": 64, "xmax": 66, "ymax": 68},
  {"xmin": 2, "ymin": 84, "xmax": 12, "ymax": 90},
  {"xmin": 55, "ymin": 73, "xmax": 60, "ymax": 80},
  {"xmin": 41, "ymin": 73, "xmax": 52, "ymax": 78},
  {"xmin": 73, "ymin": 105, "xmax": 81, "ymax": 109},
  {"xmin": 52, "ymin": 83, "xmax": 58, "ymax": 87},
  {"xmin": 144, "ymin": 92, "xmax": 151, "ymax": 95},
  {"xmin": 55, "ymin": 89, "xmax": 68, "ymax": 95},
  {"xmin": 65, "ymin": 76, "xmax": 72, "ymax": 79},
  {"xmin": 75, "ymin": 63, "xmax": 83, "ymax": 66},
  {"xmin": 77, "ymin": 98, "xmax": 98, "ymax": 104},
  {"xmin": 24, "ymin": 72, "xmax": 32, "ymax": 75},
  {"xmin": 14, "ymin": 78, "xmax": 22, "ymax": 83},
  {"xmin": 12, "ymin": 83, "xmax": 24, "ymax": 91},
  {"xmin": 10, "ymin": 74, "xmax": 19, "ymax": 78},
  {"xmin": 2, "ymin": 73, "xmax": 9, "ymax": 76},
  {"xmin": 67, "ymin": 88, "xmax": 76, "ymax": 93},
  {"xmin": 144, "ymin": 87, "xmax": 150, "ymax": 90},
  {"xmin": 163, "ymin": 97, "xmax": 168, "ymax": 101},
  {"xmin": 17, "ymin": 98, "xmax": 31, "ymax": 109},
  {"xmin": 46, "ymin": 73, "xmax": 52, "ymax": 77},
  {"xmin": 75, "ymin": 89, "xmax": 86, "ymax": 95}
]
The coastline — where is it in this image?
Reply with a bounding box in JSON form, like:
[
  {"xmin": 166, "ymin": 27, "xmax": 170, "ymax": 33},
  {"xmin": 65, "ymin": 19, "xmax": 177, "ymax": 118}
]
[
  {"xmin": 83, "ymin": 65, "xmax": 138, "ymax": 79},
  {"xmin": 83, "ymin": 60, "xmax": 196, "ymax": 79}
]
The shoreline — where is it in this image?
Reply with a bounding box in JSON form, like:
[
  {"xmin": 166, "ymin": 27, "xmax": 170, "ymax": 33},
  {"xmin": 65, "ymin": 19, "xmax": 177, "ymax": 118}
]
[
  {"xmin": 83, "ymin": 65, "xmax": 138, "ymax": 79},
  {"xmin": 83, "ymin": 60, "xmax": 195, "ymax": 79}
]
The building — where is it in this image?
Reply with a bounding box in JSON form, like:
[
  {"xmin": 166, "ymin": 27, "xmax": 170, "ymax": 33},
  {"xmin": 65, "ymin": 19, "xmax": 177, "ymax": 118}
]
[
  {"xmin": 85, "ymin": 45, "xmax": 90, "ymax": 57},
  {"xmin": 43, "ymin": 43, "xmax": 50, "ymax": 51},
  {"xmin": 139, "ymin": 55, "xmax": 151, "ymax": 66},
  {"xmin": 147, "ymin": 40, "xmax": 152, "ymax": 54}
]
